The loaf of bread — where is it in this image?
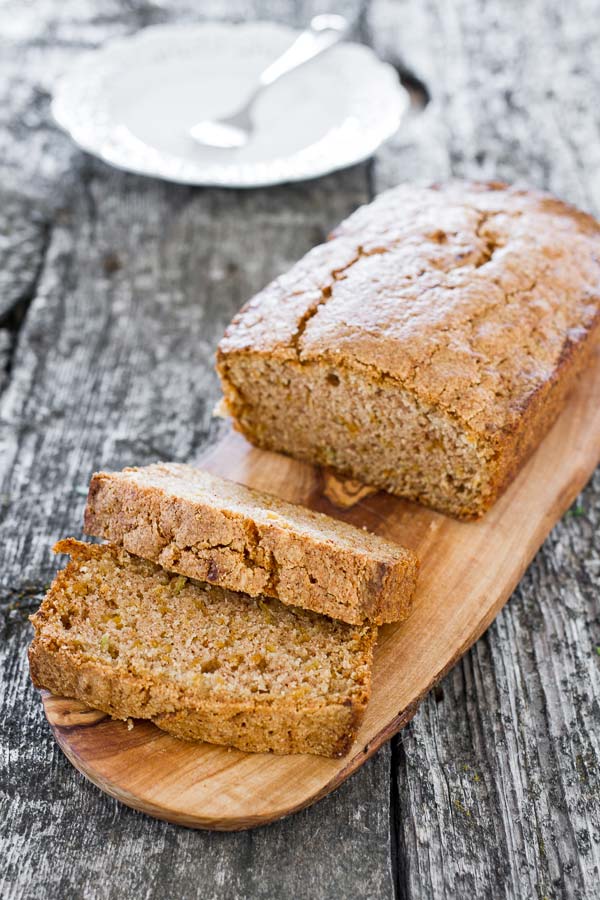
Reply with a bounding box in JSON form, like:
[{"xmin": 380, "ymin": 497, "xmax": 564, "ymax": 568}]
[
  {"xmin": 29, "ymin": 540, "xmax": 376, "ymax": 757},
  {"xmin": 84, "ymin": 463, "xmax": 418, "ymax": 625},
  {"xmin": 217, "ymin": 181, "xmax": 600, "ymax": 518}
]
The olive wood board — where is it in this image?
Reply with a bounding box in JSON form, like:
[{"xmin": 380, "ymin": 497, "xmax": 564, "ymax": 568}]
[{"xmin": 41, "ymin": 348, "xmax": 600, "ymax": 830}]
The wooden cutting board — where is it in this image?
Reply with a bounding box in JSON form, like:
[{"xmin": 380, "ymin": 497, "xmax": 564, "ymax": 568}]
[{"xmin": 42, "ymin": 348, "xmax": 600, "ymax": 830}]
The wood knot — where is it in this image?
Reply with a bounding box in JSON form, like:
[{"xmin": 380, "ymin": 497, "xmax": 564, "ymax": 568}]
[
  {"xmin": 321, "ymin": 470, "xmax": 378, "ymax": 510},
  {"xmin": 43, "ymin": 692, "xmax": 108, "ymax": 729}
]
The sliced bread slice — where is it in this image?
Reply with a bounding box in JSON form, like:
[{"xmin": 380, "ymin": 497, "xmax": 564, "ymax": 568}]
[
  {"xmin": 29, "ymin": 539, "xmax": 376, "ymax": 757},
  {"xmin": 84, "ymin": 462, "xmax": 418, "ymax": 625}
]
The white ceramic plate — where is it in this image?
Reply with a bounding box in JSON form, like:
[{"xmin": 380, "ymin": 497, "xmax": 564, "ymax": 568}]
[{"xmin": 52, "ymin": 22, "xmax": 409, "ymax": 188}]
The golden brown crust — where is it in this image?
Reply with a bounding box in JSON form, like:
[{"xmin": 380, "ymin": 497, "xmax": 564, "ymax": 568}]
[
  {"xmin": 83, "ymin": 463, "xmax": 418, "ymax": 625},
  {"xmin": 29, "ymin": 540, "xmax": 375, "ymax": 758},
  {"xmin": 217, "ymin": 181, "xmax": 600, "ymax": 517}
]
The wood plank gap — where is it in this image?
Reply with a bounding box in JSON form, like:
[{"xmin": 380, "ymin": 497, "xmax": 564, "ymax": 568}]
[
  {"xmin": 389, "ymin": 736, "xmax": 407, "ymax": 900},
  {"xmin": 0, "ymin": 221, "xmax": 51, "ymax": 393}
]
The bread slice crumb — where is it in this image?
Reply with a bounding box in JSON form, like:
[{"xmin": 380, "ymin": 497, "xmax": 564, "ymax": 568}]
[{"xmin": 29, "ymin": 539, "xmax": 376, "ymax": 758}]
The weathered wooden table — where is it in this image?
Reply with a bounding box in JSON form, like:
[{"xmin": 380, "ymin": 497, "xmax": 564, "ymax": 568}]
[{"xmin": 2, "ymin": 2, "xmax": 599, "ymax": 898}]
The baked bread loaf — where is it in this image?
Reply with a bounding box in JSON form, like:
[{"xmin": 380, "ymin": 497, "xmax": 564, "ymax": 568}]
[
  {"xmin": 84, "ymin": 463, "xmax": 418, "ymax": 625},
  {"xmin": 217, "ymin": 181, "xmax": 600, "ymax": 518},
  {"xmin": 29, "ymin": 540, "xmax": 376, "ymax": 757}
]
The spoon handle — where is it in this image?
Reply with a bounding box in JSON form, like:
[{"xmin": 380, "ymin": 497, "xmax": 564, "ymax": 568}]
[{"xmin": 258, "ymin": 15, "xmax": 348, "ymax": 88}]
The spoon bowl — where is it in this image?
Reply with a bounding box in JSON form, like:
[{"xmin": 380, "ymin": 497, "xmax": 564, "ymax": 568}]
[{"xmin": 190, "ymin": 119, "xmax": 250, "ymax": 149}]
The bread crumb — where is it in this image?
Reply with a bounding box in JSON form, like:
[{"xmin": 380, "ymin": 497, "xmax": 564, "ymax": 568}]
[{"xmin": 29, "ymin": 539, "xmax": 377, "ymax": 757}]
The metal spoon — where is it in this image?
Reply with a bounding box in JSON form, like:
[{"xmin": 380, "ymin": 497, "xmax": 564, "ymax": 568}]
[{"xmin": 189, "ymin": 14, "xmax": 348, "ymax": 149}]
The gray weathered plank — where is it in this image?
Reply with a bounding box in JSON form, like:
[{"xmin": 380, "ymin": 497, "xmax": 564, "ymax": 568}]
[
  {"xmin": 369, "ymin": 1, "xmax": 600, "ymax": 897},
  {"xmin": 0, "ymin": 2, "xmax": 396, "ymax": 899}
]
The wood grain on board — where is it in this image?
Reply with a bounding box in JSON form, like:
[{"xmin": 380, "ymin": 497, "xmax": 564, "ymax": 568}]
[{"xmin": 42, "ymin": 344, "xmax": 600, "ymax": 829}]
